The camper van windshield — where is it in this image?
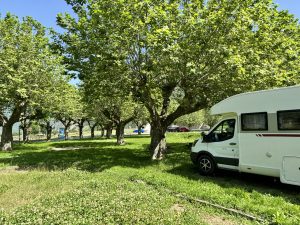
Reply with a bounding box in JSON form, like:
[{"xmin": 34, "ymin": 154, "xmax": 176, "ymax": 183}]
[{"xmin": 206, "ymin": 119, "xmax": 235, "ymax": 142}]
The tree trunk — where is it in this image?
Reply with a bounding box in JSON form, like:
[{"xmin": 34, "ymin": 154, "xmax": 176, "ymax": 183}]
[
  {"xmin": 64, "ymin": 126, "xmax": 69, "ymax": 140},
  {"xmin": 1, "ymin": 122, "xmax": 13, "ymax": 151},
  {"xmin": 46, "ymin": 122, "xmax": 52, "ymax": 141},
  {"xmin": 116, "ymin": 123, "xmax": 125, "ymax": 145},
  {"xmin": 22, "ymin": 126, "xmax": 29, "ymax": 143},
  {"xmin": 79, "ymin": 125, "xmax": 84, "ymax": 139},
  {"xmin": 106, "ymin": 127, "xmax": 112, "ymax": 139},
  {"xmin": 1, "ymin": 105, "xmax": 23, "ymax": 151},
  {"xmin": 149, "ymin": 122, "xmax": 167, "ymax": 160},
  {"xmin": 91, "ymin": 126, "xmax": 95, "ymax": 139},
  {"xmin": 100, "ymin": 127, "xmax": 105, "ymax": 137}
]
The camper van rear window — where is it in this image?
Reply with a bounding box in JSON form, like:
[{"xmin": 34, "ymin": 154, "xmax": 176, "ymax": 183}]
[
  {"xmin": 277, "ymin": 110, "xmax": 300, "ymax": 130},
  {"xmin": 241, "ymin": 112, "xmax": 268, "ymax": 131}
]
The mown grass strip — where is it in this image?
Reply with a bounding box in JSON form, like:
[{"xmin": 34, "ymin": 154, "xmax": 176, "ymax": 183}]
[
  {"xmin": 0, "ymin": 134, "xmax": 299, "ymax": 224},
  {"xmin": 130, "ymin": 177, "xmax": 265, "ymax": 223}
]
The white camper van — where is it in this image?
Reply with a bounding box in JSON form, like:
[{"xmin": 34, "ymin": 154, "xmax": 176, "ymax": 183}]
[{"xmin": 191, "ymin": 85, "xmax": 300, "ymax": 186}]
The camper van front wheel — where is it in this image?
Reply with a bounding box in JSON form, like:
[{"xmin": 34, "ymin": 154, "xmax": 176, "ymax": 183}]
[{"xmin": 198, "ymin": 155, "xmax": 215, "ymax": 175}]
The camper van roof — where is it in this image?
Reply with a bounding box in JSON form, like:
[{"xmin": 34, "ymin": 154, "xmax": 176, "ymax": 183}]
[{"xmin": 211, "ymin": 85, "xmax": 300, "ymax": 115}]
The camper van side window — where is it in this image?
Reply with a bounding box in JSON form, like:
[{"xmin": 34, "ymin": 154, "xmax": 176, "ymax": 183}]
[
  {"xmin": 277, "ymin": 110, "xmax": 300, "ymax": 130},
  {"xmin": 241, "ymin": 112, "xmax": 268, "ymax": 131}
]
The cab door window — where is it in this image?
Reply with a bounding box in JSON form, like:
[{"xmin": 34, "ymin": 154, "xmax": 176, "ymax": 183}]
[{"xmin": 208, "ymin": 119, "xmax": 235, "ymax": 142}]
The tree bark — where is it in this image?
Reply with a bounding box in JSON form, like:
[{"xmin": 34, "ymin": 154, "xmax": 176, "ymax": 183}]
[
  {"xmin": 106, "ymin": 127, "xmax": 112, "ymax": 139},
  {"xmin": 149, "ymin": 121, "xmax": 167, "ymax": 160},
  {"xmin": 58, "ymin": 118, "xmax": 72, "ymax": 141},
  {"xmin": 87, "ymin": 120, "xmax": 97, "ymax": 139},
  {"xmin": 116, "ymin": 123, "xmax": 125, "ymax": 145},
  {"xmin": 100, "ymin": 127, "xmax": 105, "ymax": 137},
  {"xmin": 21, "ymin": 126, "xmax": 29, "ymax": 143},
  {"xmin": 79, "ymin": 125, "xmax": 84, "ymax": 139},
  {"xmin": 64, "ymin": 125, "xmax": 69, "ymax": 140},
  {"xmin": 91, "ymin": 126, "xmax": 95, "ymax": 139},
  {"xmin": 46, "ymin": 122, "xmax": 53, "ymax": 141},
  {"xmin": 1, "ymin": 122, "xmax": 13, "ymax": 151},
  {"xmin": 77, "ymin": 118, "xmax": 86, "ymax": 139},
  {"xmin": 1, "ymin": 105, "xmax": 23, "ymax": 151}
]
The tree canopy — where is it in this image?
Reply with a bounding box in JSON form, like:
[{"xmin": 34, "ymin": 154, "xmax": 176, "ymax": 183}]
[
  {"xmin": 58, "ymin": 0, "xmax": 300, "ymax": 159},
  {"xmin": 0, "ymin": 14, "xmax": 68, "ymax": 150}
]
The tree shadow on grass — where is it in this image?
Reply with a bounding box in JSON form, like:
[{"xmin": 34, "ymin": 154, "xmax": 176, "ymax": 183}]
[
  {"xmin": 165, "ymin": 142, "xmax": 300, "ymax": 206},
  {"xmin": 0, "ymin": 141, "xmax": 151, "ymax": 172}
]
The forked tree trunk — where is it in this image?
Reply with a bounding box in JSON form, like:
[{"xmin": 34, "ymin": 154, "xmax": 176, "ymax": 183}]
[
  {"xmin": 1, "ymin": 122, "xmax": 13, "ymax": 151},
  {"xmin": 87, "ymin": 120, "xmax": 97, "ymax": 139},
  {"xmin": 116, "ymin": 123, "xmax": 125, "ymax": 145},
  {"xmin": 149, "ymin": 122, "xmax": 167, "ymax": 160},
  {"xmin": 58, "ymin": 118, "xmax": 72, "ymax": 141},
  {"xmin": 79, "ymin": 125, "xmax": 84, "ymax": 139},
  {"xmin": 106, "ymin": 127, "xmax": 112, "ymax": 139},
  {"xmin": 64, "ymin": 125, "xmax": 70, "ymax": 140}
]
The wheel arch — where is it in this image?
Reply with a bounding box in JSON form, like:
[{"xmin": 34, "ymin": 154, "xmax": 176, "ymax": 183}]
[{"xmin": 197, "ymin": 151, "xmax": 217, "ymax": 167}]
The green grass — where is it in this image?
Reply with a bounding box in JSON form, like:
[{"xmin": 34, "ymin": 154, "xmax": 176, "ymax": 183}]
[{"xmin": 0, "ymin": 133, "xmax": 299, "ymax": 224}]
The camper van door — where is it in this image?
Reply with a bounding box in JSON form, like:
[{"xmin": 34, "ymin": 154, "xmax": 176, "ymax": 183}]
[{"xmin": 206, "ymin": 118, "xmax": 239, "ymax": 169}]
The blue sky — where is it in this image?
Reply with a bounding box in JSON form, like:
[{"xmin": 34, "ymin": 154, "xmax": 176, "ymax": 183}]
[
  {"xmin": 0, "ymin": 0, "xmax": 75, "ymax": 33},
  {"xmin": 0, "ymin": 0, "xmax": 299, "ymax": 33}
]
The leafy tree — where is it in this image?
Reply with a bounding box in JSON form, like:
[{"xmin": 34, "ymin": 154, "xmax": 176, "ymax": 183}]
[
  {"xmin": 175, "ymin": 110, "xmax": 205, "ymax": 128},
  {"xmin": 19, "ymin": 107, "xmax": 44, "ymax": 143},
  {"xmin": 30, "ymin": 121, "xmax": 41, "ymax": 135},
  {"xmin": 85, "ymin": 103, "xmax": 110, "ymax": 139},
  {"xmin": 175, "ymin": 109, "xmax": 220, "ymax": 129},
  {"xmin": 0, "ymin": 14, "xmax": 66, "ymax": 150},
  {"xmin": 86, "ymin": 95, "xmax": 137, "ymax": 145},
  {"xmin": 58, "ymin": 0, "xmax": 300, "ymax": 159},
  {"xmin": 54, "ymin": 84, "xmax": 81, "ymax": 140}
]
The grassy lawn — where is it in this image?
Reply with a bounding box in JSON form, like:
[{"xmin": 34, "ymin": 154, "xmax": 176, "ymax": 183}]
[{"xmin": 0, "ymin": 133, "xmax": 299, "ymax": 224}]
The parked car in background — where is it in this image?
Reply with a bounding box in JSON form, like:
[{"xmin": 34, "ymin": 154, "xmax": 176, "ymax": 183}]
[
  {"xmin": 133, "ymin": 129, "xmax": 144, "ymax": 133},
  {"xmin": 167, "ymin": 125, "xmax": 179, "ymax": 132},
  {"xmin": 167, "ymin": 125, "xmax": 190, "ymax": 132},
  {"xmin": 179, "ymin": 127, "xmax": 190, "ymax": 132}
]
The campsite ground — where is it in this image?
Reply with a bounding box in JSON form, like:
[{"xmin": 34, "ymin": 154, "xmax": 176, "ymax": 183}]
[{"xmin": 0, "ymin": 133, "xmax": 299, "ymax": 224}]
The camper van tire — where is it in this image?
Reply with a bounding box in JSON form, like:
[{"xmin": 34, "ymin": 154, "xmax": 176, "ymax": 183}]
[{"xmin": 198, "ymin": 155, "xmax": 216, "ymax": 175}]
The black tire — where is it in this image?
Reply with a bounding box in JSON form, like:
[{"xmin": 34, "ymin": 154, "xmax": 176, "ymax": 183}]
[{"xmin": 197, "ymin": 155, "xmax": 216, "ymax": 175}]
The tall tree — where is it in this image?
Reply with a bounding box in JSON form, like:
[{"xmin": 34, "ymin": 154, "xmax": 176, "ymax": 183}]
[
  {"xmin": 0, "ymin": 14, "xmax": 67, "ymax": 150},
  {"xmin": 58, "ymin": 0, "xmax": 300, "ymax": 159}
]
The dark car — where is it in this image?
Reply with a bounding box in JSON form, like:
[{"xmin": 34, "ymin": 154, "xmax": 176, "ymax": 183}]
[
  {"xmin": 167, "ymin": 125, "xmax": 190, "ymax": 132},
  {"xmin": 179, "ymin": 127, "xmax": 190, "ymax": 132}
]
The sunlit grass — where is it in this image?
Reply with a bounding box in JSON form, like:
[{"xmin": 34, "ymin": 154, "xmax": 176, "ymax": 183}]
[{"xmin": 0, "ymin": 133, "xmax": 299, "ymax": 224}]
